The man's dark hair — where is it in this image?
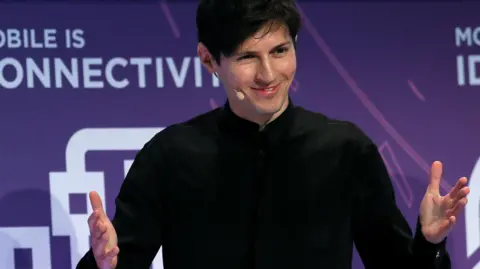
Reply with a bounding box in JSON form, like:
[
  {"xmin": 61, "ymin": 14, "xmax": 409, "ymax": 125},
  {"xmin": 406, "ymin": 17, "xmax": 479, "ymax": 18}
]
[{"xmin": 196, "ymin": 0, "xmax": 301, "ymax": 64}]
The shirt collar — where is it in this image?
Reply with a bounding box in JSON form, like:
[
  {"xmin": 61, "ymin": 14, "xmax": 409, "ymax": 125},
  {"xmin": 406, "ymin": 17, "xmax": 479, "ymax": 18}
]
[{"xmin": 219, "ymin": 97, "xmax": 296, "ymax": 148}]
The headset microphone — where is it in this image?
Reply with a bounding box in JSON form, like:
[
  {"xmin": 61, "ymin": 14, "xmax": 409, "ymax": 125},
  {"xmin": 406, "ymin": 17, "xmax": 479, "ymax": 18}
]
[{"xmin": 234, "ymin": 89, "xmax": 245, "ymax": 100}]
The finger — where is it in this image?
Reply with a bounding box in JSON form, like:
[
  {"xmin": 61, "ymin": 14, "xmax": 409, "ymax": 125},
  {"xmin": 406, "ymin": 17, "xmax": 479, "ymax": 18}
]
[
  {"xmin": 449, "ymin": 177, "xmax": 468, "ymax": 199},
  {"xmin": 102, "ymin": 246, "xmax": 120, "ymax": 268},
  {"xmin": 429, "ymin": 161, "xmax": 442, "ymax": 194},
  {"xmin": 447, "ymin": 197, "xmax": 468, "ymax": 216},
  {"xmin": 89, "ymin": 218, "xmax": 107, "ymax": 243},
  {"xmin": 443, "ymin": 216, "xmax": 457, "ymax": 234},
  {"xmin": 461, "ymin": 186, "xmax": 470, "ymax": 197},
  {"xmin": 89, "ymin": 191, "xmax": 105, "ymax": 212},
  {"xmin": 88, "ymin": 210, "xmax": 100, "ymax": 232},
  {"xmin": 93, "ymin": 220, "xmax": 108, "ymax": 241},
  {"xmin": 446, "ymin": 185, "xmax": 469, "ymax": 209},
  {"xmin": 89, "ymin": 192, "xmax": 110, "ymax": 223},
  {"xmin": 453, "ymin": 186, "xmax": 470, "ymax": 205},
  {"xmin": 436, "ymin": 216, "xmax": 456, "ymax": 237},
  {"xmin": 447, "ymin": 215, "xmax": 457, "ymax": 228},
  {"xmin": 95, "ymin": 235, "xmax": 119, "ymax": 263},
  {"xmin": 105, "ymin": 246, "xmax": 120, "ymax": 258},
  {"xmin": 93, "ymin": 232, "xmax": 109, "ymax": 257},
  {"xmin": 450, "ymin": 215, "xmax": 456, "ymax": 223}
]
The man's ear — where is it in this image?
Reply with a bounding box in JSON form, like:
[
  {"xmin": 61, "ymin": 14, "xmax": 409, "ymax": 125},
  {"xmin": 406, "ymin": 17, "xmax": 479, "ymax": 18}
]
[{"xmin": 197, "ymin": 42, "xmax": 216, "ymax": 74}]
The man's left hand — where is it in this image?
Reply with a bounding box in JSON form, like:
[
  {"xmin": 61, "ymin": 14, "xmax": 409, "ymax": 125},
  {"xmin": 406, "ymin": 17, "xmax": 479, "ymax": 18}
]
[{"xmin": 419, "ymin": 161, "xmax": 470, "ymax": 244}]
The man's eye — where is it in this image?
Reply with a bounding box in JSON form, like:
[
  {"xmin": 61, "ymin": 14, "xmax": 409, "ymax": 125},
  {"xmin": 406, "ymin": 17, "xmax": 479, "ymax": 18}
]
[
  {"xmin": 237, "ymin": 55, "xmax": 254, "ymax": 61},
  {"xmin": 274, "ymin": 47, "xmax": 288, "ymax": 55}
]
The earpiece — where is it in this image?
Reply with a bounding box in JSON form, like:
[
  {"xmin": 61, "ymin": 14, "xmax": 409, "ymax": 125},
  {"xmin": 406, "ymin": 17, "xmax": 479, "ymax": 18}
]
[{"xmin": 213, "ymin": 71, "xmax": 244, "ymax": 100}]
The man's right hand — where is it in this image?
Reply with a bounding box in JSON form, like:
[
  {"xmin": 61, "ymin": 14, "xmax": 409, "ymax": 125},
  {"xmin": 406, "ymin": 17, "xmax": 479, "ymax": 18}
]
[{"xmin": 88, "ymin": 191, "xmax": 120, "ymax": 269}]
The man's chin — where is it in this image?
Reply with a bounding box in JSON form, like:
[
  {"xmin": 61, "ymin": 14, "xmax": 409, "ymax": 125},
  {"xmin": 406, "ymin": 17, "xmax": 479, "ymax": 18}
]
[{"xmin": 253, "ymin": 101, "xmax": 284, "ymax": 116}]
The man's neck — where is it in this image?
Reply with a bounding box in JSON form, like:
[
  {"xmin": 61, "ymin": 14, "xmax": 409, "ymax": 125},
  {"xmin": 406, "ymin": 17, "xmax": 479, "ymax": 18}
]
[{"xmin": 229, "ymin": 98, "xmax": 289, "ymax": 129}]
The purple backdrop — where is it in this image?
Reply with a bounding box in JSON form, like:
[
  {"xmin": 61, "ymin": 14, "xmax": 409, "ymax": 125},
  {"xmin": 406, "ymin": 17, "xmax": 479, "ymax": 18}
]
[{"xmin": 0, "ymin": 2, "xmax": 479, "ymax": 269}]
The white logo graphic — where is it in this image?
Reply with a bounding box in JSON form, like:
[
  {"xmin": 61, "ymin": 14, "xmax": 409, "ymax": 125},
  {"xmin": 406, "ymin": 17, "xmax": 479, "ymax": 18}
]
[
  {"xmin": 0, "ymin": 127, "xmax": 165, "ymax": 269},
  {"xmin": 454, "ymin": 26, "xmax": 480, "ymax": 87},
  {"xmin": 0, "ymin": 227, "xmax": 52, "ymax": 269},
  {"xmin": 466, "ymin": 157, "xmax": 480, "ymax": 268}
]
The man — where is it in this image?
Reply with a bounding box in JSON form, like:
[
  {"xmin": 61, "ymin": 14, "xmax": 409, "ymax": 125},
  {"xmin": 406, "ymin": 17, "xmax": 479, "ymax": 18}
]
[{"xmin": 76, "ymin": 0, "xmax": 470, "ymax": 268}]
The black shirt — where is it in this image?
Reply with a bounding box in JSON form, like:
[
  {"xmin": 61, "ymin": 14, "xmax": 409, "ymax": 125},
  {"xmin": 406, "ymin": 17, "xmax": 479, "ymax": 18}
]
[{"xmin": 76, "ymin": 98, "xmax": 449, "ymax": 269}]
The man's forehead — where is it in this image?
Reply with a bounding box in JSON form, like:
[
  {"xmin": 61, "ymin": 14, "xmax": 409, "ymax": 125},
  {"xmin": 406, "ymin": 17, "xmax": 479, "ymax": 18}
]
[{"xmin": 236, "ymin": 24, "xmax": 290, "ymax": 53}]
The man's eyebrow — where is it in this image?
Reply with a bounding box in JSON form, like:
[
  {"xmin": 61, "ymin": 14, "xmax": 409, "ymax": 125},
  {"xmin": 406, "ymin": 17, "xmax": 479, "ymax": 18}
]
[{"xmin": 235, "ymin": 41, "xmax": 291, "ymax": 55}]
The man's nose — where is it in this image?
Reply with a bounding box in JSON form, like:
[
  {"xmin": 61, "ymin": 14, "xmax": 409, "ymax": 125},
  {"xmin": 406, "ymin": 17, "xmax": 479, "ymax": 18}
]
[{"xmin": 255, "ymin": 60, "xmax": 275, "ymax": 85}]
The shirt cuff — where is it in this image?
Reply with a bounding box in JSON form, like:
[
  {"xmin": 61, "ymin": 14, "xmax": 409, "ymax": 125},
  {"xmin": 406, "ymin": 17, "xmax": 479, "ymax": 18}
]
[{"xmin": 412, "ymin": 217, "xmax": 447, "ymax": 264}]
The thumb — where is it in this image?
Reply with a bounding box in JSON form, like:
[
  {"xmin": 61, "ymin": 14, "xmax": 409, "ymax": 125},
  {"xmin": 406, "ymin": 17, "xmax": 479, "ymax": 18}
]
[
  {"xmin": 429, "ymin": 161, "xmax": 442, "ymax": 194},
  {"xmin": 89, "ymin": 191, "xmax": 105, "ymax": 213}
]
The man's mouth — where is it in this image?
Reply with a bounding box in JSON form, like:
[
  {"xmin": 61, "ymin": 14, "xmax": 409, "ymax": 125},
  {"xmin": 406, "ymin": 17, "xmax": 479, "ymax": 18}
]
[{"xmin": 251, "ymin": 84, "xmax": 280, "ymax": 94}]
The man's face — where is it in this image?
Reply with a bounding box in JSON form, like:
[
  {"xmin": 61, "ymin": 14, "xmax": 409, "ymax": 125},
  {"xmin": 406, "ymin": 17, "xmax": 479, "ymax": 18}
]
[{"xmin": 202, "ymin": 22, "xmax": 297, "ymax": 122}]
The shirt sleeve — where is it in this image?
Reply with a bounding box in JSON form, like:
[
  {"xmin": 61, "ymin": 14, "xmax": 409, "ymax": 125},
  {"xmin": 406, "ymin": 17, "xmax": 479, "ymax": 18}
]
[
  {"xmin": 76, "ymin": 131, "xmax": 168, "ymax": 269},
  {"xmin": 350, "ymin": 132, "xmax": 450, "ymax": 269}
]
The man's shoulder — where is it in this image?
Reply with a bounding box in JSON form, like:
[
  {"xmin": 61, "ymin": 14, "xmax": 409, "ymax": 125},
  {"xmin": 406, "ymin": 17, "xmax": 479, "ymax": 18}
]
[
  {"xmin": 168, "ymin": 107, "xmax": 222, "ymax": 136},
  {"xmin": 145, "ymin": 108, "xmax": 222, "ymax": 150},
  {"xmin": 294, "ymin": 106, "xmax": 373, "ymax": 147}
]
